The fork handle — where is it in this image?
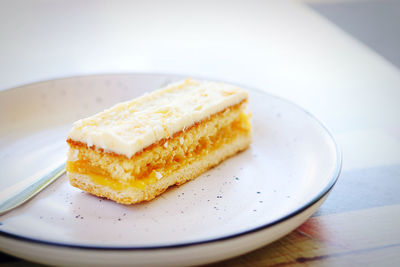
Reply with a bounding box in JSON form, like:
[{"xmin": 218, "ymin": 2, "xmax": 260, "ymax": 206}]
[{"xmin": 0, "ymin": 162, "xmax": 66, "ymax": 216}]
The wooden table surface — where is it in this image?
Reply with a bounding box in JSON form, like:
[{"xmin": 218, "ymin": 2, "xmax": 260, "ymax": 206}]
[{"xmin": 0, "ymin": 0, "xmax": 399, "ymax": 266}]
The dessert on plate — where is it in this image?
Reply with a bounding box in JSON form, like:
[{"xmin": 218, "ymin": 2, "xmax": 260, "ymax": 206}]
[{"xmin": 66, "ymin": 78, "xmax": 252, "ymax": 204}]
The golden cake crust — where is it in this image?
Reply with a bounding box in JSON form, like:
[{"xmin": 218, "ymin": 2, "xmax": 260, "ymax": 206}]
[
  {"xmin": 68, "ymin": 134, "xmax": 251, "ymax": 204},
  {"xmin": 66, "ymin": 79, "xmax": 252, "ymax": 204}
]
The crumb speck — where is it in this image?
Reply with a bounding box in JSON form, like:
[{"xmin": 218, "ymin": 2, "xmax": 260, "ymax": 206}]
[{"xmin": 155, "ymin": 171, "xmax": 163, "ymax": 180}]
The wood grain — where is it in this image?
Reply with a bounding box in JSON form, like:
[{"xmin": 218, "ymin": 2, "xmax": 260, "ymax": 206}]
[{"xmin": 209, "ymin": 205, "xmax": 400, "ymax": 266}]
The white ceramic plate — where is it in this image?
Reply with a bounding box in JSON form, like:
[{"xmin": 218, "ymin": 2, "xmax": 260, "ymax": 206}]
[{"xmin": 0, "ymin": 73, "xmax": 341, "ymax": 266}]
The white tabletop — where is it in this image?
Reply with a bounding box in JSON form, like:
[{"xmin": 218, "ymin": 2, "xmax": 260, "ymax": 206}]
[{"xmin": 1, "ymin": 1, "xmax": 399, "ymax": 134}]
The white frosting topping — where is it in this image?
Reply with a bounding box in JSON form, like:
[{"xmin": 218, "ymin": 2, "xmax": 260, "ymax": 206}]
[{"xmin": 68, "ymin": 78, "xmax": 248, "ymax": 158}]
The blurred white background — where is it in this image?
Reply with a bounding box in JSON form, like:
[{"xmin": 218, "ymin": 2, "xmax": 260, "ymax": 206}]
[{"xmin": 1, "ymin": 0, "xmax": 399, "ymax": 137}]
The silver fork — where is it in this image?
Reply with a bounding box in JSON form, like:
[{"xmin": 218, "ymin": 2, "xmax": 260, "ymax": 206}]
[{"xmin": 0, "ymin": 161, "xmax": 66, "ymax": 215}]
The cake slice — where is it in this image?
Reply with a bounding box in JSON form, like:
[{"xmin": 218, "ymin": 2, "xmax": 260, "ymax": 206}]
[{"xmin": 66, "ymin": 78, "xmax": 252, "ymax": 204}]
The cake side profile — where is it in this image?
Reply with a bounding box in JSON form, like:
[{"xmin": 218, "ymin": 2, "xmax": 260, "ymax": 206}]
[{"xmin": 66, "ymin": 78, "xmax": 252, "ymax": 204}]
